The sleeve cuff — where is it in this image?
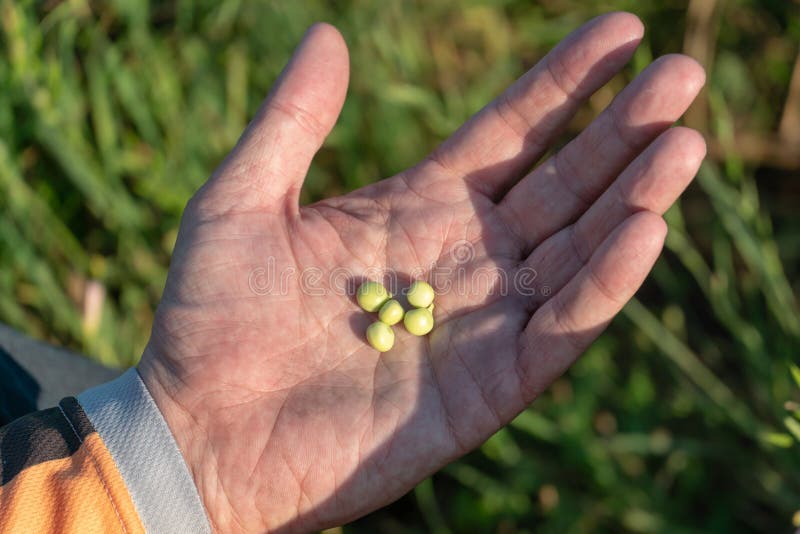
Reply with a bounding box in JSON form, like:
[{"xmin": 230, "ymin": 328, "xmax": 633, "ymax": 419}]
[{"xmin": 77, "ymin": 368, "xmax": 211, "ymax": 534}]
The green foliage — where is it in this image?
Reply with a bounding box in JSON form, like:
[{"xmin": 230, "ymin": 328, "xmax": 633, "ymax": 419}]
[{"xmin": 1, "ymin": 0, "xmax": 799, "ymax": 531}]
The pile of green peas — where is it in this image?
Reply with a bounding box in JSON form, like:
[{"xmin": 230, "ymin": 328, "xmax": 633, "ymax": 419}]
[{"xmin": 357, "ymin": 280, "xmax": 436, "ymax": 352}]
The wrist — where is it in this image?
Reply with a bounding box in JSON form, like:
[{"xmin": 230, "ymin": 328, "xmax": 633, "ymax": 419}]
[{"xmin": 137, "ymin": 348, "xmax": 249, "ymax": 533}]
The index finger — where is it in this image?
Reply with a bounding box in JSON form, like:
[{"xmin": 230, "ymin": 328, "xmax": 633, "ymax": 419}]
[{"xmin": 411, "ymin": 12, "xmax": 644, "ymax": 199}]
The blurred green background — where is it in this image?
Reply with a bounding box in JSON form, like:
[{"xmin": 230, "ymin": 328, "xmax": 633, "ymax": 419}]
[{"xmin": 1, "ymin": 0, "xmax": 799, "ymax": 531}]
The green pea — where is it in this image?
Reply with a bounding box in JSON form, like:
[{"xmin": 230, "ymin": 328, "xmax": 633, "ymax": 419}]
[
  {"xmin": 378, "ymin": 299, "xmax": 404, "ymax": 325},
  {"xmin": 403, "ymin": 307, "xmax": 434, "ymax": 336},
  {"xmin": 407, "ymin": 280, "xmax": 435, "ymax": 308},
  {"xmin": 366, "ymin": 321, "xmax": 395, "ymax": 352},
  {"xmin": 357, "ymin": 281, "xmax": 391, "ymax": 312}
]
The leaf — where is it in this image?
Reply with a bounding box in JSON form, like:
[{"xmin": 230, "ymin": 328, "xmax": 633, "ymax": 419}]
[
  {"xmin": 761, "ymin": 432, "xmax": 795, "ymax": 448},
  {"xmin": 784, "ymin": 417, "xmax": 800, "ymax": 442},
  {"xmin": 790, "ymin": 364, "xmax": 800, "ymax": 390}
]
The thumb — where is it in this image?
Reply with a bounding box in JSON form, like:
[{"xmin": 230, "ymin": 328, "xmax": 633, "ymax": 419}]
[{"xmin": 203, "ymin": 23, "xmax": 349, "ymax": 215}]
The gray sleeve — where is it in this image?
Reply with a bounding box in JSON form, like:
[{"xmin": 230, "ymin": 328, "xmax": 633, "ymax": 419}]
[{"xmin": 77, "ymin": 368, "xmax": 211, "ymax": 534}]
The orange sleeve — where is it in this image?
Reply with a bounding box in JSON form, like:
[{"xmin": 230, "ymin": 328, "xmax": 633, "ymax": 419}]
[{"xmin": 0, "ymin": 398, "xmax": 144, "ymax": 533}]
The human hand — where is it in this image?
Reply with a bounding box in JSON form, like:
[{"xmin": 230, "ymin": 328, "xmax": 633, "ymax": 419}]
[{"xmin": 137, "ymin": 12, "xmax": 706, "ymax": 532}]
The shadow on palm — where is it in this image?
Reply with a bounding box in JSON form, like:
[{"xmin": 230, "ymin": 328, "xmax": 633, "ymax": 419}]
[{"xmin": 276, "ymin": 156, "xmax": 665, "ymax": 533}]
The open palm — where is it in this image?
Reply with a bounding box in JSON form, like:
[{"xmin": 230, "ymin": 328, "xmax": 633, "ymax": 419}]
[{"xmin": 138, "ymin": 13, "xmax": 706, "ymax": 533}]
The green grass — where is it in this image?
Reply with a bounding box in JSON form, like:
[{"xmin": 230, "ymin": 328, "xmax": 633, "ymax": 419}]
[{"xmin": 1, "ymin": 0, "xmax": 799, "ymax": 531}]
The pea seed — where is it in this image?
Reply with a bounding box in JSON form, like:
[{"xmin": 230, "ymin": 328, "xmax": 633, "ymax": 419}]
[
  {"xmin": 378, "ymin": 299, "xmax": 404, "ymax": 325},
  {"xmin": 403, "ymin": 307, "xmax": 434, "ymax": 336},
  {"xmin": 407, "ymin": 280, "xmax": 435, "ymax": 308},
  {"xmin": 366, "ymin": 321, "xmax": 395, "ymax": 352},
  {"xmin": 357, "ymin": 281, "xmax": 391, "ymax": 312}
]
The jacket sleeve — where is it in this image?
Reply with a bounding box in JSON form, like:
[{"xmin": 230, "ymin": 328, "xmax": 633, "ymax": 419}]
[{"xmin": 0, "ymin": 369, "xmax": 211, "ymax": 533}]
